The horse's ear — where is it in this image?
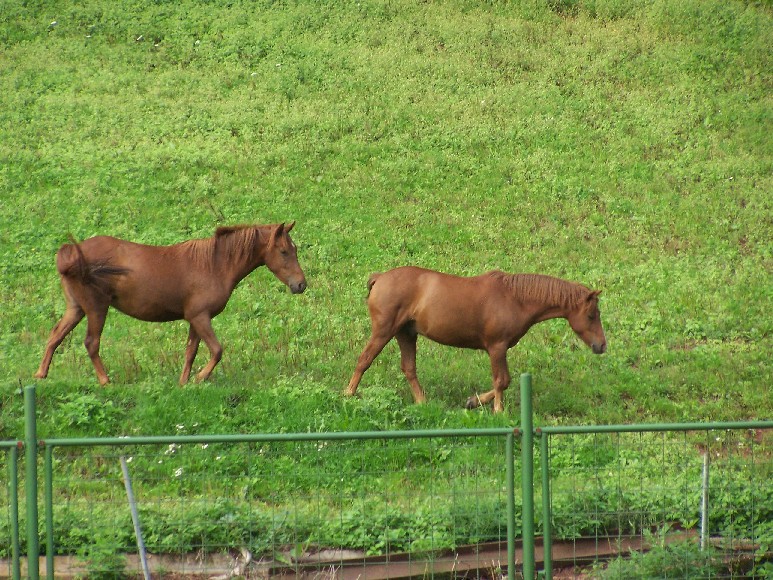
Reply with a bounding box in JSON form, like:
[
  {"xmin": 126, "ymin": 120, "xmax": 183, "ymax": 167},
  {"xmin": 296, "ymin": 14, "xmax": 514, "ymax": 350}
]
[
  {"xmin": 587, "ymin": 290, "xmax": 602, "ymax": 302},
  {"xmin": 269, "ymin": 223, "xmax": 285, "ymax": 246},
  {"xmin": 285, "ymin": 221, "xmax": 295, "ymax": 233}
]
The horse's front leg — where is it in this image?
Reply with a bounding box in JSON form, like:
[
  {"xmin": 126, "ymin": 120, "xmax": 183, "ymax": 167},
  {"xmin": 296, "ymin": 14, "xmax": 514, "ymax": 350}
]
[
  {"xmin": 188, "ymin": 315, "xmax": 223, "ymax": 382},
  {"xmin": 179, "ymin": 325, "xmax": 201, "ymax": 385},
  {"xmin": 465, "ymin": 344, "xmax": 511, "ymax": 413},
  {"xmin": 396, "ymin": 328, "xmax": 426, "ymax": 404},
  {"xmin": 489, "ymin": 346, "xmax": 512, "ymax": 413}
]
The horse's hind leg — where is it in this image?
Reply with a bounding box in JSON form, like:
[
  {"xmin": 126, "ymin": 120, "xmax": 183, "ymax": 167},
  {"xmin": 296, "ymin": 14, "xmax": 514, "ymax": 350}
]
[
  {"xmin": 179, "ymin": 325, "xmax": 201, "ymax": 385},
  {"xmin": 82, "ymin": 302, "xmax": 111, "ymax": 386},
  {"xmin": 34, "ymin": 284, "xmax": 85, "ymax": 379},
  {"xmin": 395, "ymin": 328, "xmax": 426, "ymax": 404},
  {"xmin": 188, "ymin": 315, "xmax": 222, "ymax": 382},
  {"xmin": 345, "ymin": 331, "xmax": 393, "ymax": 397}
]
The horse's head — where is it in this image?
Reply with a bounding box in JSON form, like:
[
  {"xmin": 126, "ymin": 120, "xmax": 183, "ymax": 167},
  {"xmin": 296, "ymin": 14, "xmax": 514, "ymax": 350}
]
[
  {"xmin": 264, "ymin": 222, "xmax": 307, "ymax": 294},
  {"xmin": 567, "ymin": 290, "xmax": 607, "ymax": 354}
]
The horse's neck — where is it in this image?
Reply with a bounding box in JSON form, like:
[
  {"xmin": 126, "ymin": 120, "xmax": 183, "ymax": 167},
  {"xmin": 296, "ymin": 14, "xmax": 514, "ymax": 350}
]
[
  {"xmin": 210, "ymin": 237, "xmax": 266, "ymax": 288},
  {"xmin": 531, "ymin": 304, "xmax": 572, "ymax": 324},
  {"xmin": 517, "ymin": 279, "xmax": 579, "ymax": 324}
]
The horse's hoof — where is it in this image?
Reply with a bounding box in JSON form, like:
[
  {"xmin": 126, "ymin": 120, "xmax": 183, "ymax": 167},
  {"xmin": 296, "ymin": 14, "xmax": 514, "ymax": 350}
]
[{"xmin": 464, "ymin": 396, "xmax": 481, "ymax": 410}]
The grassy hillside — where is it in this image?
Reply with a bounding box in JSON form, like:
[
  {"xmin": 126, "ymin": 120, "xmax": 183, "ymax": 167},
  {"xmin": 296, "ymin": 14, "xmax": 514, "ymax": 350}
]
[{"xmin": 0, "ymin": 0, "xmax": 771, "ymax": 440}]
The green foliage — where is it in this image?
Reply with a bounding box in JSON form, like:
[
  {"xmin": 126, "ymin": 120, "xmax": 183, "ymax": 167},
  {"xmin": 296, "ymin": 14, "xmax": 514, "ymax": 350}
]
[
  {"xmin": 597, "ymin": 533, "xmax": 727, "ymax": 579},
  {"xmin": 597, "ymin": 522, "xmax": 773, "ymax": 578},
  {"xmin": 76, "ymin": 534, "xmax": 130, "ymax": 580}
]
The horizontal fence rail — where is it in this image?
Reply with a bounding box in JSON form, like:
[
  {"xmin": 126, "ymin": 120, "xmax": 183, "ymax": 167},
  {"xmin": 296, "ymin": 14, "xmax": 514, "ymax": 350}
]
[{"xmin": 2, "ymin": 381, "xmax": 771, "ymax": 579}]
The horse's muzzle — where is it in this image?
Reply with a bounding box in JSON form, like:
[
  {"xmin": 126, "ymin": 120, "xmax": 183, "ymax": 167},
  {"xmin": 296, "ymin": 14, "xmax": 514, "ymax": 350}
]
[
  {"xmin": 592, "ymin": 341, "xmax": 607, "ymax": 355},
  {"xmin": 290, "ymin": 280, "xmax": 307, "ymax": 294}
]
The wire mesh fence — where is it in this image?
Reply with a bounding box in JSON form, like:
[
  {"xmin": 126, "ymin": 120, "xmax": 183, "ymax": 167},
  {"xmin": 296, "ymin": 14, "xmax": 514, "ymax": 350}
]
[
  {"xmin": 540, "ymin": 427, "xmax": 773, "ymax": 579},
  {"xmin": 42, "ymin": 432, "xmax": 516, "ymax": 579}
]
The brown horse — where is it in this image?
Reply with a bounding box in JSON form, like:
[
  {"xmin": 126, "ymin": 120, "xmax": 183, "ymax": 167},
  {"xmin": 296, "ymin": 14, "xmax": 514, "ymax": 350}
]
[
  {"xmin": 345, "ymin": 267, "xmax": 606, "ymax": 413},
  {"xmin": 35, "ymin": 223, "xmax": 306, "ymax": 386}
]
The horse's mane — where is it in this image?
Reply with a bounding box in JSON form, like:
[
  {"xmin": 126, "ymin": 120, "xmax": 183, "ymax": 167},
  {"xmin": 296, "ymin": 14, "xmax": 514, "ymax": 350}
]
[
  {"xmin": 183, "ymin": 225, "xmax": 264, "ymax": 269},
  {"xmin": 487, "ymin": 271, "xmax": 589, "ymax": 308}
]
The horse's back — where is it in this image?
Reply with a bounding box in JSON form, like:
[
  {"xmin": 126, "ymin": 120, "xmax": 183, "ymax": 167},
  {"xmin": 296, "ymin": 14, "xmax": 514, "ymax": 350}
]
[
  {"xmin": 367, "ymin": 266, "xmax": 435, "ymax": 299},
  {"xmin": 367, "ymin": 267, "xmax": 500, "ymax": 348},
  {"xmin": 369, "ymin": 266, "xmax": 488, "ymax": 299}
]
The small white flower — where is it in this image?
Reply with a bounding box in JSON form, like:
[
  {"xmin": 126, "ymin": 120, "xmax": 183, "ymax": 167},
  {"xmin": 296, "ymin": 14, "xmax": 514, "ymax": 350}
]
[
  {"xmin": 201, "ymin": 443, "xmax": 209, "ymax": 450},
  {"xmin": 175, "ymin": 468, "xmax": 183, "ymax": 477}
]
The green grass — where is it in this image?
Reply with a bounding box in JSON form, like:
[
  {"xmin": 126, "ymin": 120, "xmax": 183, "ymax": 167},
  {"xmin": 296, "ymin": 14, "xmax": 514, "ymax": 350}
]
[
  {"xmin": 0, "ymin": 0, "xmax": 771, "ymax": 569},
  {"xmin": 2, "ymin": 0, "xmax": 770, "ymax": 431}
]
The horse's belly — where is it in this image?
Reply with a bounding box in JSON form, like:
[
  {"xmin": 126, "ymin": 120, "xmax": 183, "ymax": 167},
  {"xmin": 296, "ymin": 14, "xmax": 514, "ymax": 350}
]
[
  {"xmin": 111, "ymin": 288, "xmax": 185, "ymax": 322},
  {"xmin": 112, "ymin": 301, "xmax": 183, "ymax": 323},
  {"xmin": 425, "ymin": 332, "xmax": 484, "ymax": 350},
  {"xmin": 415, "ymin": 315, "xmax": 485, "ymax": 350}
]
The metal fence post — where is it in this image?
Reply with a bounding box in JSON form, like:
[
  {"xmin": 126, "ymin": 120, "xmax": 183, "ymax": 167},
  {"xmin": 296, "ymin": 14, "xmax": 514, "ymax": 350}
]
[
  {"xmin": 539, "ymin": 432, "xmax": 553, "ymax": 580},
  {"xmin": 44, "ymin": 446, "xmax": 54, "ymax": 580},
  {"xmin": 24, "ymin": 385, "xmax": 39, "ymax": 580},
  {"xmin": 700, "ymin": 451, "xmax": 710, "ymax": 551},
  {"xmin": 9, "ymin": 444, "xmax": 22, "ymax": 580},
  {"xmin": 507, "ymin": 430, "xmax": 516, "ymax": 580},
  {"xmin": 520, "ymin": 373, "xmax": 535, "ymax": 579}
]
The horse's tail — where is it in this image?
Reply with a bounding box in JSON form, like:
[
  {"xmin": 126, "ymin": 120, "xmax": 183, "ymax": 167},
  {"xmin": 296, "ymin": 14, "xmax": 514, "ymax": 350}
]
[
  {"xmin": 56, "ymin": 236, "xmax": 88, "ymax": 280},
  {"xmin": 366, "ymin": 272, "xmax": 382, "ymax": 298},
  {"xmin": 56, "ymin": 236, "xmax": 128, "ymax": 291}
]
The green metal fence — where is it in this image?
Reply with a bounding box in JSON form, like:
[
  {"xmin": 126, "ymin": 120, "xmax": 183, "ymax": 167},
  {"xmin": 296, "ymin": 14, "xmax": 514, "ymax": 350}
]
[
  {"xmin": 2, "ymin": 379, "xmax": 771, "ymax": 579},
  {"xmin": 537, "ymin": 426, "xmax": 772, "ymax": 578},
  {"xmin": 1, "ymin": 441, "xmax": 22, "ymax": 580},
  {"xmin": 40, "ymin": 429, "xmax": 518, "ymax": 578}
]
